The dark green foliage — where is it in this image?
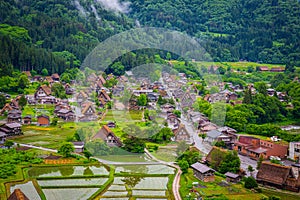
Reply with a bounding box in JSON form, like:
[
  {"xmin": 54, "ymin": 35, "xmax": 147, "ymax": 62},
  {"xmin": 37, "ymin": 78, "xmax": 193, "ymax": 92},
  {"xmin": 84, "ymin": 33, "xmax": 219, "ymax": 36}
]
[
  {"xmin": 244, "ymin": 176, "xmax": 258, "ymax": 189},
  {"xmin": 177, "ymin": 149, "xmax": 201, "ymax": 166},
  {"xmin": 173, "ymin": 110, "xmax": 181, "ymax": 118},
  {"xmin": 85, "ymin": 140, "xmax": 110, "ymax": 156},
  {"xmin": 58, "ymin": 142, "xmax": 74, "ymax": 157},
  {"xmin": 0, "ymin": 94, "xmax": 6, "ymax": 108},
  {"xmin": 0, "ymin": 148, "xmax": 43, "ymax": 179},
  {"xmin": 137, "ymin": 94, "xmax": 148, "ymax": 106},
  {"xmin": 51, "ymin": 117, "xmax": 58, "ymax": 126},
  {"xmin": 4, "ymin": 140, "xmax": 14, "ymax": 149},
  {"xmin": 218, "ymin": 151, "xmax": 240, "ymax": 174},
  {"xmin": 178, "ymin": 160, "xmax": 189, "ymax": 174},
  {"xmin": 51, "ymin": 83, "xmax": 67, "ymax": 99},
  {"xmin": 83, "ymin": 150, "xmax": 92, "ymax": 160},
  {"xmin": 214, "ymin": 141, "xmax": 226, "ymax": 148},
  {"xmin": 243, "ymin": 88, "xmax": 253, "ymax": 104},
  {"xmin": 151, "ymin": 127, "xmax": 174, "ymax": 143},
  {"xmin": 123, "ymin": 137, "xmax": 145, "ymax": 153},
  {"xmin": 18, "ymin": 95, "xmax": 27, "ymax": 108}
]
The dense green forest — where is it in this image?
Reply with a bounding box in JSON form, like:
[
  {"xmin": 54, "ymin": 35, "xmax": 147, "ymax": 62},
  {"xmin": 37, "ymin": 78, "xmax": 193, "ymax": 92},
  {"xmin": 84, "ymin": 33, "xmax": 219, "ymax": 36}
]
[{"xmin": 0, "ymin": 0, "xmax": 299, "ymax": 74}]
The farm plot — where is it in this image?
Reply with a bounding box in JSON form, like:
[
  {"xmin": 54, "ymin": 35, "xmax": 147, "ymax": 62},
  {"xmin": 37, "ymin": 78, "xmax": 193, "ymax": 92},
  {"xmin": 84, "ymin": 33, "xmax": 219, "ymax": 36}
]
[
  {"xmin": 115, "ymin": 165, "xmax": 174, "ymax": 175},
  {"xmin": 10, "ymin": 181, "xmax": 41, "ymax": 200},
  {"xmin": 133, "ymin": 177, "xmax": 169, "ymax": 190},
  {"xmin": 132, "ymin": 190, "xmax": 166, "ymax": 196},
  {"xmin": 42, "ymin": 188, "xmax": 99, "ymax": 200},
  {"xmin": 38, "ymin": 178, "xmax": 108, "ymax": 187}
]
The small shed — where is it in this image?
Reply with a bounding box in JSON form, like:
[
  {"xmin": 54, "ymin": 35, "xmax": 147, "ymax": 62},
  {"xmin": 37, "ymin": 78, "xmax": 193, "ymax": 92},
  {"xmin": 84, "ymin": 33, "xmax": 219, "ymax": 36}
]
[
  {"xmin": 224, "ymin": 172, "xmax": 241, "ymax": 183},
  {"xmin": 191, "ymin": 162, "xmax": 215, "ymax": 182},
  {"xmin": 37, "ymin": 115, "xmax": 50, "ymax": 126},
  {"xmin": 23, "ymin": 115, "xmax": 32, "ymax": 124},
  {"xmin": 72, "ymin": 141, "xmax": 85, "ymax": 153}
]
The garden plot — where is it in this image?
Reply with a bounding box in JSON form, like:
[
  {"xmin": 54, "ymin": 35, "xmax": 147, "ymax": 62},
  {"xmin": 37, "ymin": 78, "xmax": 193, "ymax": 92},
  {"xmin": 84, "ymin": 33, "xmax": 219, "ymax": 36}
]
[
  {"xmin": 115, "ymin": 165, "xmax": 174, "ymax": 175},
  {"xmin": 28, "ymin": 165, "xmax": 108, "ymax": 178},
  {"xmin": 38, "ymin": 178, "xmax": 108, "ymax": 187},
  {"xmin": 10, "ymin": 181, "xmax": 40, "ymax": 200},
  {"xmin": 108, "ymin": 184, "xmax": 127, "ymax": 191},
  {"xmin": 102, "ymin": 190, "xmax": 128, "ymax": 197},
  {"xmin": 133, "ymin": 177, "xmax": 169, "ymax": 190},
  {"xmin": 43, "ymin": 188, "xmax": 99, "ymax": 200},
  {"xmin": 100, "ymin": 198, "xmax": 128, "ymax": 200},
  {"xmin": 132, "ymin": 190, "xmax": 166, "ymax": 197},
  {"xmin": 113, "ymin": 177, "xmax": 127, "ymax": 185}
]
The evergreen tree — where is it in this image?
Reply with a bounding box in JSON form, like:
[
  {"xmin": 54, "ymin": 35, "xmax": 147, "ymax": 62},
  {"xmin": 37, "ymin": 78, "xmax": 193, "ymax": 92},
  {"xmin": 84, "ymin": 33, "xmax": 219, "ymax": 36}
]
[{"xmin": 243, "ymin": 88, "xmax": 253, "ymax": 104}]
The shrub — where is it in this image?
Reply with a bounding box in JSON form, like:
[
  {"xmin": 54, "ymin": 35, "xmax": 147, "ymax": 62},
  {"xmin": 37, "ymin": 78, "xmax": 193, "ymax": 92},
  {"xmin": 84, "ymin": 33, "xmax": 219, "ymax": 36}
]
[{"xmin": 244, "ymin": 176, "xmax": 258, "ymax": 189}]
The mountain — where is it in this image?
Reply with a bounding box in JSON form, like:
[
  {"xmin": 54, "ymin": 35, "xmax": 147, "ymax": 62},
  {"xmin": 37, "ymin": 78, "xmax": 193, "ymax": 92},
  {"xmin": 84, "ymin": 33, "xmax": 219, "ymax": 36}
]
[{"xmin": 0, "ymin": 0, "xmax": 299, "ymax": 75}]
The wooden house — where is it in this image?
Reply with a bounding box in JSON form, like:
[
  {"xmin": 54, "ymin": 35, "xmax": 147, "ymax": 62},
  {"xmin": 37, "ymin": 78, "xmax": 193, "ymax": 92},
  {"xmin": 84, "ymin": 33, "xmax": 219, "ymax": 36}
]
[
  {"xmin": 72, "ymin": 141, "xmax": 85, "ymax": 153},
  {"xmin": 45, "ymin": 76, "xmax": 54, "ymax": 84},
  {"xmin": 173, "ymin": 124, "xmax": 192, "ymax": 143},
  {"xmin": 191, "ymin": 162, "xmax": 215, "ymax": 182},
  {"xmin": 180, "ymin": 92, "xmax": 196, "ymax": 108},
  {"xmin": 258, "ymin": 66, "xmax": 269, "ymax": 72},
  {"xmin": 35, "ymin": 85, "xmax": 52, "ymax": 100},
  {"xmin": 257, "ymin": 162, "xmax": 300, "ymax": 192},
  {"xmin": 0, "ymin": 103, "xmax": 13, "ymax": 115},
  {"xmin": 107, "ymin": 121, "xmax": 116, "ymax": 128},
  {"xmin": 7, "ymin": 109, "xmax": 22, "ymax": 123},
  {"xmin": 56, "ymin": 109, "xmax": 75, "ymax": 121},
  {"xmin": 65, "ymin": 83, "xmax": 75, "ymax": 95},
  {"xmin": 205, "ymin": 130, "xmax": 223, "ymax": 144},
  {"xmin": 161, "ymin": 103, "xmax": 175, "ymax": 114},
  {"xmin": 98, "ymin": 89, "xmax": 111, "ymax": 103},
  {"xmin": 37, "ymin": 115, "xmax": 50, "ymax": 126},
  {"xmin": 0, "ymin": 131, "xmax": 7, "ymax": 143},
  {"xmin": 51, "ymin": 73, "xmax": 60, "ymax": 81},
  {"xmin": 270, "ymin": 67, "xmax": 285, "ymax": 72},
  {"xmin": 23, "ymin": 115, "xmax": 32, "ymax": 124},
  {"xmin": 167, "ymin": 113, "xmax": 180, "ymax": 130},
  {"xmin": 0, "ymin": 122, "xmax": 22, "ymax": 136},
  {"xmin": 93, "ymin": 125, "xmax": 122, "ymax": 147},
  {"xmin": 225, "ymin": 172, "xmax": 241, "ymax": 183},
  {"xmin": 22, "ymin": 71, "xmax": 32, "ymax": 80},
  {"xmin": 8, "ymin": 189, "xmax": 30, "ymax": 200},
  {"xmin": 80, "ymin": 102, "xmax": 97, "ymax": 121},
  {"xmin": 76, "ymin": 91, "xmax": 88, "ymax": 104}
]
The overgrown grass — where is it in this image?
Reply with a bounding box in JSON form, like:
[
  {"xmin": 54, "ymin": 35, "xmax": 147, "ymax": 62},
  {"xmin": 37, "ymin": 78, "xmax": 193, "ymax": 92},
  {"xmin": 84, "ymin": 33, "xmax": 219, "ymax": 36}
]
[{"xmin": 262, "ymin": 187, "xmax": 300, "ymax": 200}]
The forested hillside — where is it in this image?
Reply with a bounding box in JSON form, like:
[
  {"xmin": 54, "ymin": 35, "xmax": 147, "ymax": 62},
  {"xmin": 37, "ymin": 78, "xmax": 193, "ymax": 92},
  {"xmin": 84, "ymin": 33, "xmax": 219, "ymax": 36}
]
[
  {"xmin": 0, "ymin": 0, "xmax": 299, "ymax": 75},
  {"xmin": 0, "ymin": 0, "xmax": 134, "ymax": 75},
  {"xmin": 129, "ymin": 0, "xmax": 300, "ymax": 64}
]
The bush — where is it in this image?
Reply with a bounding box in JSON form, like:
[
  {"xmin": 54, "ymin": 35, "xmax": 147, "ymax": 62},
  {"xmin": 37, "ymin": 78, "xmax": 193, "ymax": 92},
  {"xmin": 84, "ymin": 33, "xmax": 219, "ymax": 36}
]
[{"xmin": 244, "ymin": 176, "xmax": 258, "ymax": 189}]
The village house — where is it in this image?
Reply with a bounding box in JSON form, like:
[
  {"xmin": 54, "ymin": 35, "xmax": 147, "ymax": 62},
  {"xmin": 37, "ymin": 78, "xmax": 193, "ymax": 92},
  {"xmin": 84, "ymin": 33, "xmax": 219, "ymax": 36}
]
[
  {"xmin": 0, "ymin": 122, "xmax": 22, "ymax": 136},
  {"xmin": 65, "ymin": 83, "xmax": 75, "ymax": 95},
  {"xmin": 225, "ymin": 172, "xmax": 241, "ymax": 183},
  {"xmin": 0, "ymin": 103, "xmax": 14, "ymax": 115},
  {"xmin": 191, "ymin": 162, "xmax": 215, "ymax": 182},
  {"xmin": 270, "ymin": 67, "xmax": 285, "ymax": 72},
  {"xmin": 76, "ymin": 91, "xmax": 88, "ymax": 104},
  {"xmin": 72, "ymin": 141, "xmax": 85, "ymax": 153},
  {"xmin": 180, "ymin": 91, "xmax": 196, "ymax": 108},
  {"xmin": 167, "ymin": 113, "xmax": 181, "ymax": 130},
  {"xmin": 10, "ymin": 99, "xmax": 19, "ymax": 110},
  {"xmin": 22, "ymin": 71, "xmax": 32, "ymax": 80},
  {"xmin": 205, "ymin": 130, "xmax": 223, "ymax": 144},
  {"xmin": 80, "ymin": 102, "xmax": 97, "ymax": 121},
  {"xmin": 258, "ymin": 66, "xmax": 269, "ymax": 72},
  {"xmin": 217, "ymin": 126, "xmax": 238, "ymax": 149},
  {"xmin": 45, "ymin": 76, "xmax": 54, "ymax": 84},
  {"xmin": 289, "ymin": 142, "xmax": 300, "ymax": 162},
  {"xmin": 98, "ymin": 89, "xmax": 111, "ymax": 103},
  {"xmin": 34, "ymin": 85, "xmax": 52, "ymax": 100},
  {"xmin": 51, "ymin": 73, "xmax": 60, "ymax": 81},
  {"xmin": 147, "ymin": 92, "xmax": 159, "ymax": 102},
  {"xmin": 257, "ymin": 162, "xmax": 300, "ymax": 192},
  {"xmin": 234, "ymin": 136, "xmax": 288, "ymax": 160},
  {"xmin": 0, "ymin": 131, "xmax": 6, "ymax": 143},
  {"xmin": 198, "ymin": 121, "xmax": 218, "ymax": 133},
  {"xmin": 26, "ymin": 95, "xmax": 36, "ymax": 105},
  {"xmin": 107, "ymin": 121, "xmax": 116, "ymax": 128},
  {"xmin": 7, "ymin": 109, "xmax": 22, "ymax": 123},
  {"xmin": 56, "ymin": 109, "xmax": 75, "ymax": 121},
  {"xmin": 23, "ymin": 115, "xmax": 32, "ymax": 124},
  {"xmin": 161, "ymin": 103, "xmax": 175, "ymax": 114},
  {"xmin": 40, "ymin": 96, "xmax": 57, "ymax": 104},
  {"xmin": 173, "ymin": 124, "xmax": 192, "ymax": 144},
  {"xmin": 93, "ymin": 125, "xmax": 122, "ymax": 147},
  {"xmin": 37, "ymin": 115, "xmax": 50, "ymax": 126}
]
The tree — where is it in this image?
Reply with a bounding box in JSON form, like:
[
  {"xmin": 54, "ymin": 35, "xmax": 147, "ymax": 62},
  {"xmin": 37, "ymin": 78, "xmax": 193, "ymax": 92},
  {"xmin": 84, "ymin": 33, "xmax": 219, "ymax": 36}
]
[
  {"xmin": 247, "ymin": 66, "xmax": 254, "ymax": 73},
  {"xmin": 247, "ymin": 165, "xmax": 254, "ymax": 177},
  {"xmin": 4, "ymin": 140, "xmax": 14, "ymax": 149},
  {"xmin": 151, "ymin": 127, "xmax": 174, "ymax": 143},
  {"xmin": 218, "ymin": 150, "xmax": 240, "ymax": 173},
  {"xmin": 18, "ymin": 95, "xmax": 27, "ymax": 108},
  {"xmin": 51, "ymin": 117, "xmax": 58, "ymax": 126},
  {"xmin": 85, "ymin": 140, "xmax": 110, "ymax": 156},
  {"xmin": 244, "ymin": 176, "xmax": 258, "ymax": 189},
  {"xmin": 214, "ymin": 141, "xmax": 226, "ymax": 148},
  {"xmin": 0, "ymin": 94, "xmax": 6, "ymax": 108},
  {"xmin": 178, "ymin": 159, "xmax": 189, "ymax": 173},
  {"xmin": 254, "ymin": 82, "xmax": 267, "ymax": 96},
  {"xmin": 123, "ymin": 137, "xmax": 145, "ymax": 153},
  {"xmin": 137, "ymin": 94, "xmax": 148, "ymax": 107},
  {"xmin": 257, "ymin": 155, "xmax": 264, "ymax": 170},
  {"xmin": 51, "ymin": 83, "xmax": 67, "ymax": 99},
  {"xmin": 83, "ymin": 150, "xmax": 92, "ymax": 159},
  {"xmin": 41, "ymin": 68, "xmax": 48, "ymax": 76},
  {"xmin": 243, "ymin": 88, "xmax": 253, "ymax": 104},
  {"xmin": 173, "ymin": 110, "xmax": 181, "ymax": 118},
  {"xmin": 58, "ymin": 142, "xmax": 74, "ymax": 157},
  {"xmin": 18, "ymin": 74, "xmax": 29, "ymax": 89}
]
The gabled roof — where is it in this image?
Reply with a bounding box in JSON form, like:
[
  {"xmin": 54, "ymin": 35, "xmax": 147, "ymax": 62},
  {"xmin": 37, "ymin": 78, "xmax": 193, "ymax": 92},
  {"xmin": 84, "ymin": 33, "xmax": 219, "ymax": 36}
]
[
  {"xmin": 51, "ymin": 73, "xmax": 60, "ymax": 79},
  {"xmin": 257, "ymin": 162, "xmax": 294, "ymax": 185},
  {"xmin": 98, "ymin": 90, "xmax": 111, "ymax": 101},
  {"xmin": 225, "ymin": 172, "xmax": 240, "ymax": 179},
  {"xmin": 207, "ymin": 130, "xmax": 222, "ymax": 139},
  {"xmin": 76, "ymin": 91, "xmax": 88, "ymax": 99},
  {"xmin": 7, "ymin": 189, "xmax": 29, "ymax": 200},
  {"xmin": 4, "ymin": 122, "xmax": 21, "ymax": 129},
  {"xmin": 206, "ymin": 146, "xmax": 228, "ymax": 163},
  {"xmin": 37, "ymin": 115, "xmax": 50, "ymax": 120},
  {"xmin": 191, "ymin": 162, "xmax": 215, "ymax": 173},
  {"xmin": 38, "ymin": 85, "xmax": 52, "ymax": 96},
  {"xmin": 45, "ymin": 76, "xmax": 54, "ymax": 83},
  {"xmin": 22, "ymin": 71, "xmax": 32, "ymax": 77},
  {"xmin": 81, "ymin": 102, "xmax": 96, "ymax": 115},
  {"xmin": 98, "ymin": 75, "xmax": 106, "ymax": 85},
  {"xmin": 93, "ymin": 125, "xmax": 122, "ymax": 145}
]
